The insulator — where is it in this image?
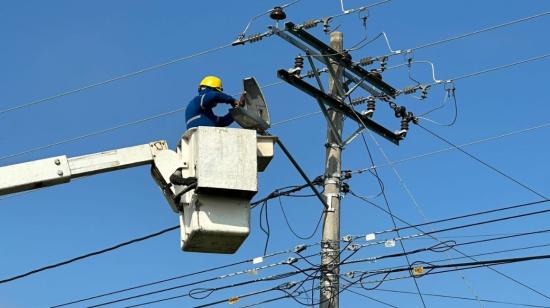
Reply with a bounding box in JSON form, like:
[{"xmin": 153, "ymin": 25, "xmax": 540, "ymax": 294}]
[
  {"xmin": 358, "ymin": 57, "xmax": 374, "ymax": 66},
  {"xmin": 402, "ymin": 86, "xmax": 418, "ymax": 95},
  {"xmin": 420, "ymin": 85, "xmax": 430, "ymax": 99},
  {"xmin": 343, "ymin": 171, "xmax": 352, "ymax": 180},
  {"xmin": 351, "ymin": 96, "xmax": 368, "ymax": 106},
  {"xmin": 248, "ymin": 33, "xmax": 264, "ymax": 43},
  {"xmin": 421, "ymin": 91, "xmax": 428, "ymax": 100},
  {"xmin": 302, "ymin": 19, "xmax": 319, "ymax": 29},
  {"xmin": 367, "ymin": 98, "xmax": 376, "ymax": 113},
  {"xmin": 400, "ymin": 118, "xmax": 409, "ymax": 132},
  {"xmin": 294, "ymin": 55, "xmax": 304, "ymax": 69},
  {"xmin": 270, "ymin": 6, "xmax": 286, "ymax": 20},
  {"xmin": 394, "ymin": 105, "xmax": 406, "ymax": 118}
]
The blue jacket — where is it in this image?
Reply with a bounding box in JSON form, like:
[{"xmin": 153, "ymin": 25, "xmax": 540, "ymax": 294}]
[{"xmin": 185, "ymin": 88, "xmax": 235, "ymax": 129}]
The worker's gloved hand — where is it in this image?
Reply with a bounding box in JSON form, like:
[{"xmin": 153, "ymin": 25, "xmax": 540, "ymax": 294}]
[{"xmin": 238, "ymin": 91, "xmax": 246, "ymax": 107}]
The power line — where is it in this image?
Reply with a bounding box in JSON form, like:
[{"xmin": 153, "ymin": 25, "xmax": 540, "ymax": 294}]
[
  {"xmin": 425, "ymin": 242, "xmax": 550, "ymax": 266},
  {"xmin": 0, "ymin": 44, "xmax": 233, "ymax": 116},
  {"xmin": 356, "ymin": 241, "xmax": 550, "ymax": 282},
  {"xmin": 355, "ymin": 253, "xmax": 550, "ymax": 277},
  {"xmin": 352, "ymin": 122, "xmax": 550, "ymax": 174},
  {"xmin": 108, "ymin": 267, "xmax": 318, "ymax": 308},
  {"xmin": 0, "ymin": 75, "xmax": 318, "ymax": 166},
  {"xmin": 371, "ymin": 288, "xmax": 550, "ymax": 308},
  {"xmin": 364, "ymin": 130, "xmax": 483, "ymax": 303},
  {"xmin": 0, "ymin": 107, "xmax": 186, "ymax": 163},
  {"xmin": 349, "ymin": 195, "xmax": 550, "ymax": 238},
  {"xmin": 344, "ymin": 227, "xmax": 550, "ymax": 266},
  {"xmin": 0, "ymin": 225, "xmax": 178, "ymax": 285},
  {"xmin": 349, "ymin": 192, "xmax": 550, "ymax": 300},
  {"xmin": 277, "ymin": 197, "xmax": 325, "ymax": 240},
  {"xmin": 447, "ymin": 53, "xmax": 550, "ymax": 83},
  {"xmin": 412, "ymin": 12, "xmax": 550, "ymax": 52},
  {"xmin": 1, "ymin": 184, "xmax": 309, "ymax": 290},
  {"xmin": 370, "ymin": 11, "xmax": 550, "ymax": 60},
  {"xmin": 357, "ymin": 133, "xmax": 427, "ymax": 307},
  {"xmin": 54, "ymin": 244, "xmax": 317, "ymax": 307},
  {"xmin": 417, "ymin": 123, "xmax": 547, "ymax": 199}
]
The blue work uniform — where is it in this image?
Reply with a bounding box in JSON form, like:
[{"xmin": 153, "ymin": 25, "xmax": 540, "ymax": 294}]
[{"xmin": 185, "ymin": 88, "xmax": 235, "ymax": 129}]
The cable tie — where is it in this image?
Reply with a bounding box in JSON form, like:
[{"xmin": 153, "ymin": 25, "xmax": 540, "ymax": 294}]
[
  {"xmin": 384, "ymin": 239, "xmax": 396, "ymax": 248},
  {"xmin": 365, "ymin": 233, "xmax": 376, "ymax": 241},
  {"xmin": 252, "ymin": 256, "xmax": 264, "ymax": 264}
]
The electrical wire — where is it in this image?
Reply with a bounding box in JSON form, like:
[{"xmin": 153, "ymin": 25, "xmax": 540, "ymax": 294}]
[
  {"xmin": 349, "ymin": 191, "xmax": 550, "ymax": 300},
  {"xmin": 416, "ymin": 83, "xmax": 458, "ymax": 126},
  {"xmin": 345, "ymin": 92, "xmax": 428, "ymax": 307},
  {"xmin": 54, "ymin": 246, "xmax": 319, "ymax": 307},
  {"xmin": 371, "ymin": 288, "xmax": 550, "ymax": 308},
  {"xmin": 52, "ymin": 184, "xmax": 320, "ymax": 307},
  {"xmin": 0, "ymin": 185, "xmax": 309, "ymax": 296},
  {"xmin": 376, "ymin": 11, "xmax": 550, "ymax": 59},
  {"xmin": 0, "ymin": 43, "xmax": 233, "ymax": 116},
  {"xmin": 345, "ymin": 288, "xmax": 399, "ymax": 308},
  {"xmin": 352, "ymin": 122, "xmax": 550, "ymax": 174},
  {"xmin": 355, "ymin": 253, "xmax": 550, "ymax": 278},
  {"xmin": 365, "ymin": 130, "xmax": 481, "ymax": 302},
  {"xmin": 277, "ymin": 197, "xmax": 324, "ymax": 240},
  {"xmin": 344, "ymin": 228, "xmax": 550, "ymax": 267},
  {"xmin": 357, "ymin": 133, "xmax": 427, "ymax": 307},
  {"xmin": 417, "ymin": 123, "xmax": 547, "ymax": 199},
  {"xmin": 429, "ymin": 53, "xmax": 550, "ymax": 86},
  {"xmin": 0, "ymin": 225, "xmax": 178, "ymax": 285},
  {"xmin": 113, "ymin": 267, "xmax": 317, "ymax": 308},
  {"xmin": 350, "ymin": 193, "xmax": 550, "ymax": 243},
  {"xmin": 259, "ymin": 200, "xmax": 272, "ymax": 255}
]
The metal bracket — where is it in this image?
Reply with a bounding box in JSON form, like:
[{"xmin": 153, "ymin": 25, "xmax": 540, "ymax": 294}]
[
  {"xmin": 304, "ymin": 50, "xmax": 343, "ymax": 147},
  {"xmin": 278, "ymin": 70, "xmax": 400, "ymax": 145},
  {"xmin": 343, "ymin": 126, "xmax": 366, "ymax": 146},
  {"xmin": 325, "ymin": 192, "xmax": 338, "ymax": 212},
  {"xmin": 284, "ymin": 22, "xmax": 397, "ymax": 97},
  {"xmin": 274, "ymin": 28, "xmax": 382, "ymax": 97}
]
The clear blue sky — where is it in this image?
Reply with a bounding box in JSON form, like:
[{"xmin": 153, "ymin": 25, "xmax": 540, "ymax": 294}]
[{"xmin": 1, "ymin": 1, "xmax": 549, "ymax": 307}]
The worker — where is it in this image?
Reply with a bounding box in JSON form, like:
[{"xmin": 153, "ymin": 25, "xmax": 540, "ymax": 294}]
[{"xmin": 185, "ymin": 76, "xmax": 245, "ymax": 129}]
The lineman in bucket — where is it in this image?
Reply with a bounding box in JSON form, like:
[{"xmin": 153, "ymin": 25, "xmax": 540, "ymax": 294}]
[{"xmin": 185, "ymin": 76, "xmax": 245, "ymax": 129}]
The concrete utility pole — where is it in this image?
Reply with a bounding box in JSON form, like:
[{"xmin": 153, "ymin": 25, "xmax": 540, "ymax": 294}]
[{"xmin": 320, "ymin": 31, "xmax": 344, "ymax": 308}]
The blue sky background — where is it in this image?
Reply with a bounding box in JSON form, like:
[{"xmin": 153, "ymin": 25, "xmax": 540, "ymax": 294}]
[{"xmin": 1, "ymin": 1, "xmax": 549, "ymax": 307}]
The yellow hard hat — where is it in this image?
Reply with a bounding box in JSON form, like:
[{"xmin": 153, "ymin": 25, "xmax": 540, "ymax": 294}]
[{"xmin": 199, "ymin": 76, "xmax": 223, "ymax": 91}]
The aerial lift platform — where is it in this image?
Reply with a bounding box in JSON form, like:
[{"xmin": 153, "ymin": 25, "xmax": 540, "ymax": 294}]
[{"xmin": 0, "ymin": 78, "xmax": 275, "ymax": 254}]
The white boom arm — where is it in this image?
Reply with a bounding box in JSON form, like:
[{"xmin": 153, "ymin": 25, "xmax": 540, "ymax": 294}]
[{"xmin": 0, "ymin": 141, "xmax": 169, "ymax": 196}]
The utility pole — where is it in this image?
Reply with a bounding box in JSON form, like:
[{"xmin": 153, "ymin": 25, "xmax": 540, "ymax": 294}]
[
  {"xmin": 275, "ymin": 19, "xmax": 403, "ymax": 307},
  {"xmin": 320, "ymin": 31, "xmax": 344, "ymax": 308}
]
